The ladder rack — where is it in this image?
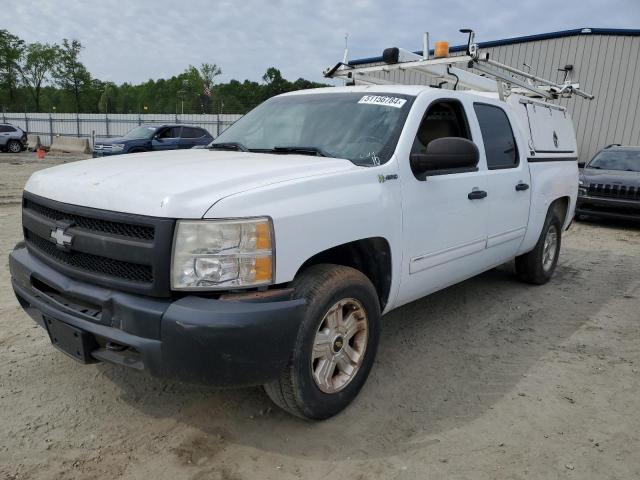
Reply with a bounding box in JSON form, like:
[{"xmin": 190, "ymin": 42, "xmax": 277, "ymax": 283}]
[{"xmin": 324, "ymin": 29, "xmax": 595, "ymax": 102}]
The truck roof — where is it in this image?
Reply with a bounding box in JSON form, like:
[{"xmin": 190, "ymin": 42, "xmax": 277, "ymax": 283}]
[{"xmin": 282, "ymin": 85, "xmax": 500, "ymax": 99}]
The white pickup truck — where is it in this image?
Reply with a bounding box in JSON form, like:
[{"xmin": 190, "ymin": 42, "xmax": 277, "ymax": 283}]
[{"xmin": 10, "ymin": 85, "xmax": 579, "ymax": 419}]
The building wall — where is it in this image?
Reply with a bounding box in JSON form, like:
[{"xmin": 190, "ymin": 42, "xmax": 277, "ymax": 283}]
[{"xmin": 355, "ymin": 32, "xmax": 640, "ymax": 164}]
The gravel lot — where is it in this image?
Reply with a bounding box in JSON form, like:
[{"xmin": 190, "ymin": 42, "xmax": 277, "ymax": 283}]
[{"xmin": 1, "ymin": 151, "xmax": 639, "ymax": 479}]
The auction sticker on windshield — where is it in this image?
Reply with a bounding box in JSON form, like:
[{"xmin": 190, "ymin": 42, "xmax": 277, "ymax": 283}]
[{"xmin": 358, "ymin": 95, "xmax": 407, "ymax": 108}]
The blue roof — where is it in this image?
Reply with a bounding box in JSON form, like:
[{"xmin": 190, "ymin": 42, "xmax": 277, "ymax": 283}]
[{"xmin": 349, "ymin": 27, "xmax": 640, "ymax": 66}]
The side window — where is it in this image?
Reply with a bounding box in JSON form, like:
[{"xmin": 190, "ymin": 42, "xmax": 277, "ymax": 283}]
[
  {"xmin": 181, "ymin": 127, "xmax": 204, "ymax": 138},
  {"xmin": 473, "ymin": 104, "xmax": 518, "ymax": 169},
  {"xmin": 411, "ymin": 100, "xmax": 471, "ymax": 155},
  {"xmin": 0, "ymin": 125, "xmax": 15, "ymax": 132}
]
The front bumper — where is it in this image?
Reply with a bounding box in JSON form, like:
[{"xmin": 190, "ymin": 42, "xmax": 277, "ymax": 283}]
[
  {"xmin": 92, "ymin": 149, "xmax": 124, "ymax": 157},
  {"xmin": 9, "ymin": 245, "xmax": 305, "ymax": 387},
  {"xmin": 576, "ymin": 195, "xmax": 640, "ymax": 221}
]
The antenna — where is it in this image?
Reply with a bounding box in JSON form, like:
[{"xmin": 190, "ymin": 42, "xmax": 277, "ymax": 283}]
[{"xmin": 342, "ymin": 33, "xmax": 349, "ymax": 64}]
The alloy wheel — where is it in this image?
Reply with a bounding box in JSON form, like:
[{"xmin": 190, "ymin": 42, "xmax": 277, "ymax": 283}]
[{"xmin": 310, "ymin": 298, "xmax": 369, "ymax": 394}]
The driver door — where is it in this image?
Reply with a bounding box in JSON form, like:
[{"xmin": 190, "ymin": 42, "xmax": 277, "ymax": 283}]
[{"xmin": 396, "ymin": 98, "xmax": 490, "ymax": 306}]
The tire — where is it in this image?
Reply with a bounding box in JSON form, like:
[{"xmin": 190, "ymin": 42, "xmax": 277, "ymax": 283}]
[
  {"xmin": 264, "ymin": 264, "xmax": 381, "ymax": 420},
  {"xmin": 515, "ymin": 208, "xmax": 562, "ymax": 284},
  {"xmin": 7, "ymin": 140, "xmax": 22, "ymax": 153}
]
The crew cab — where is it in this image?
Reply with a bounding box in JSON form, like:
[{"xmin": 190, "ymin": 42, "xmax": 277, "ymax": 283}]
[{"xmin": 9, "ymin": 86, "xmax": 578, "ymax": 419}]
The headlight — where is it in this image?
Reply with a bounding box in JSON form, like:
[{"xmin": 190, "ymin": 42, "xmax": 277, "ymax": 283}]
[
  {"xmin": 578, "ymin": 178, "xmax": 587, "ymax": 196},
  {"xmin": 171, "ymin": 218, "xmax": 274, "ymax": 290}
]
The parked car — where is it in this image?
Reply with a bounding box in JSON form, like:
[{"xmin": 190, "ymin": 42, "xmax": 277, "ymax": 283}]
[
  {"xmin": 92, "ymin": 124, "xmax": 213, "ymax": 157},
  {"xmin": 0, "ymin": 123, "xmax": 27, "ymax": 153},
  {"xmin": 10, "ymin": 85, "xmax": 578, "ymax": 420},
  {"xmin": 576, "ymin": 145, "xmax": 640, "ymax": 221}
]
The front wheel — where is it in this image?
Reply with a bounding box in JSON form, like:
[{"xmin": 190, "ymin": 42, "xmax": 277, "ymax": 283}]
[
  {"xmin": 515, "ymin": 209, "xmax": 562, "ymax": 284},
  {"xmin": 264, "ymin": 264, "xmax": 380, "ymax": 420}
]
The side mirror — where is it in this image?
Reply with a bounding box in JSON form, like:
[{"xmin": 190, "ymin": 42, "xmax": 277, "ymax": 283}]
[
  {"xmin": 410, "ymin": 137, "xmax": 479, "ymax": 176},
  {"xmin": 577, "ymin": 161, "xmax": 585, "ymax": 169}
]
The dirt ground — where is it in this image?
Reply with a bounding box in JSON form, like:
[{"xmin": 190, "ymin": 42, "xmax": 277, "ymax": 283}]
[{"xmin": 0, "ymin": 151, "xmax": 639, "ymax": 480}]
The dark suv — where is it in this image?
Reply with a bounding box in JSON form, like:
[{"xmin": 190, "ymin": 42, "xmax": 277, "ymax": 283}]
[
  {"xmin": 0, "ymin": 123, "xmax": 27, "ymax": 153},
  {"xmin": 577, "ymin": 145, "xmax": 640, "ymax": 221},
  {"xmin": 93, "ymin": 124, "xmax": 213, "ymax": 157}
]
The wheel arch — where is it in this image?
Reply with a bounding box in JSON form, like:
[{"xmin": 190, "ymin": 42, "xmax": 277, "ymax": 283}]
[
  {"xmin": 550, "ymin": 195, "xmax": 571, "ymax": 229},
  {"xmin": 519, "ymin": 194, "xmax": 573, "ymax": 256},
  {"xmin": 293, "ymin": 237, "xmax": 392, "ymax": 311}
]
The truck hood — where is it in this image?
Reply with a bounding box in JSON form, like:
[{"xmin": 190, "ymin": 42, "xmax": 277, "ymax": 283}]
[
  {"xmin": 25, "ymin": 149, "xmax": 355, "ymax": 218},
  {"xmin": 94, "ymin": 136, "xmax": 134, "ymax": 145}
]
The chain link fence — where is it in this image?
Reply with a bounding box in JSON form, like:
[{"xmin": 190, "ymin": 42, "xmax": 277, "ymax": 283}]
[{"xmin": 1, "ymin": 112, "xmax": 244, "ymax": 147}]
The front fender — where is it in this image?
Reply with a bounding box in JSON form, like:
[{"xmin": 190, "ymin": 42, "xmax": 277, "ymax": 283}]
[{"xmin": 205, "ymin": 162, "xmax": 404, "ymax": 311}]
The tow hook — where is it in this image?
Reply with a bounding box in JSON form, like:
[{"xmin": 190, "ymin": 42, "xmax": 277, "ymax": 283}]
[{"xmin": 105, "ymin": 341, "xmax": 128, "ymax": 352}]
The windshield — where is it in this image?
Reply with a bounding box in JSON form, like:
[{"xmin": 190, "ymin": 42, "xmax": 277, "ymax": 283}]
[
  {"xmin": 124, "ymin": 126, "xmax": 157, "ymax": 140},
  {"xmin": 588, "ymin": 150, "xmax": 640, "ymax": 172},
  {"xmin": 213, "ymin": 92, "xmax": 415, "ymax": 165}
]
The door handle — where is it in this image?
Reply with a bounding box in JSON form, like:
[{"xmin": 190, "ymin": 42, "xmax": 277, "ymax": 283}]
[
  {"xmin": 468, "ymin": 190, "xmax": 487, "ymax": 200},
  {"xmin": 515, "ymin": 183, "xmax": 530, "ymax": 191}
]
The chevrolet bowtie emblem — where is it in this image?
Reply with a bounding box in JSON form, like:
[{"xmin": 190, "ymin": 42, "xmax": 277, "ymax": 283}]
[{"xmin": 50, "ymin": 227, "xmax": 73, "ymax": 247}]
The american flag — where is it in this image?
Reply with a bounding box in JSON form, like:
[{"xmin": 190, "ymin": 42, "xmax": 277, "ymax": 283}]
[{"xmin": 203, "ymin": 85, "xmax": 212, "ymax": 97}]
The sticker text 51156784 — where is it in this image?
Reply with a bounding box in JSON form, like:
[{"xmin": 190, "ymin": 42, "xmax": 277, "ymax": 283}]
[{"xmin": 358, "ymin": 95, "xmax": 407, "ymax": 108}]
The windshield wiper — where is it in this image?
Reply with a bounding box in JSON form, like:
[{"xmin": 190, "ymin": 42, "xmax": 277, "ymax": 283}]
[
  {"xmin": 272, "ymin": 146, "xmax": 332, "ymax": 157},
  {"xmin": 209, "ymin": 142, "xmax": 248, "ymax": 152}
]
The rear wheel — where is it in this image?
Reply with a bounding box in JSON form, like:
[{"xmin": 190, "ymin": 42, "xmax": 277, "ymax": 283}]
[
  {"xmin": 7, "ymin": 140, "xmax": 22, "ymax": 153},
  {"xmin": 264, "ymin": 264, "xmax": 380, "ymax": 420},
  {"xmin": 515, "ymin": 209, "xmax": 562, "ymax": 284}
]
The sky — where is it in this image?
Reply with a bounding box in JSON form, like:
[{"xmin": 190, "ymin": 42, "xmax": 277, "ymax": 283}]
[{"xmin": 4, "ymin": 0, "xmax": 640, "ymax": 86}]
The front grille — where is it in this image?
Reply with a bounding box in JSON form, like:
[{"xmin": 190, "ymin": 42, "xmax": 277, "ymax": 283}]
[
  {"xmin": 22, "ymin": 192, "xmax": 175, "ymax": 297},
  {"xmin": 588, "ymin": 183, "xmax": 640, "ymax": 200},
  {"xmin": 24, "ymin": 198, "xmax": 155, "ymax": 240},
  {"xmin": 26, "ymin": 232, "xmax": 153, "ymax": 283}
]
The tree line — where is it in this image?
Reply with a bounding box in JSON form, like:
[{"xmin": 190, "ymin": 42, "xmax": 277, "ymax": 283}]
[{"xmin": 0, "ymin": 30, "xmax": 329, "ymax": 114}]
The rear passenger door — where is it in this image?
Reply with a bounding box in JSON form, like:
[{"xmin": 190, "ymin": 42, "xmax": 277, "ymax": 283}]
[
  {"xmin": 473, "ymin": 102, "xmax": 531, "ymax": 262},
  {"xmin": 179, "ymin": 127, "xmax": 209, "ymax": 148}
]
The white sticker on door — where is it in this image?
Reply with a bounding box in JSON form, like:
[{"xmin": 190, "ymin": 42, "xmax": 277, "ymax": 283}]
[{"xmin": 358, "ymin": 95, "xmax": 407, "ymax": 108}]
